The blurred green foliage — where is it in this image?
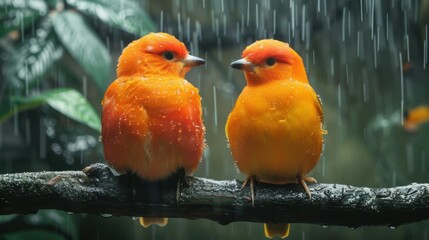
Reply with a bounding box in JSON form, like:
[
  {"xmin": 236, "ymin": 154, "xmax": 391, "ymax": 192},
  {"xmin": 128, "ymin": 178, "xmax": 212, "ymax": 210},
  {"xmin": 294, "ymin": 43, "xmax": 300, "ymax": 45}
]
[
  {"xmin": 0, "ymin": 88, "xmax": 101, "ymax": 132},
  {"xmin": 0, "ymin": 0, "xmax": 155, "ymax": 125},
  {"xmin": 0, "ymin": 0, "xmax": 155, "ymax": 239}
]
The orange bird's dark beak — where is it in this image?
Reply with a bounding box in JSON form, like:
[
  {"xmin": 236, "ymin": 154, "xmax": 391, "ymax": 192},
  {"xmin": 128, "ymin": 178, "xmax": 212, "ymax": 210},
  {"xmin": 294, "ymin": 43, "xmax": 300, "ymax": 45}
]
[
  {"xmin": 230, "ymin": 58, "xmax": 255, "ymax": 71},
  {"xmin": 182, "ymin": 54, "xmax": 205, "ymax": 68}
]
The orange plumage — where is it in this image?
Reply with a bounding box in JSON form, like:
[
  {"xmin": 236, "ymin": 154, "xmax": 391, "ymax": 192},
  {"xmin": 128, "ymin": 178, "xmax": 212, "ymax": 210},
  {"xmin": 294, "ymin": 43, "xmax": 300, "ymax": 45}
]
[
  {"xmin": 403, "ymin": 106, "xmax": 429, "ymax": 132},
  {"xmin": 101, "ymin": 32, "xmax": 205, "ymax": 226},
  {"xmin": 226, "ymin": 39, "xmax": 325, "ymax": 238}
]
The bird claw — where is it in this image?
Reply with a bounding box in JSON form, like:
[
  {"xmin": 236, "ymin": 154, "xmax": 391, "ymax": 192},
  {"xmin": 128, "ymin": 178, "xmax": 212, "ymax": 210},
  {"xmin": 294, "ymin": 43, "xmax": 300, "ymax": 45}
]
[
  {"xmin": 303, "ymin": 177, "xmax": 317, "ymax": 183},
  {"xmin": 297, "ymin": 175, "xmax": 317, "ymax": 200},
  {"xmin": 47, "ymin": 175, "xmax": 63, "ymax": 185},
  {"xmin": 82, "ymin": 166, "xmax": 94, "ymax": 176},
  {"xmin": 242, "ymin": 176, "xmax": 255, "ymax": 207}
]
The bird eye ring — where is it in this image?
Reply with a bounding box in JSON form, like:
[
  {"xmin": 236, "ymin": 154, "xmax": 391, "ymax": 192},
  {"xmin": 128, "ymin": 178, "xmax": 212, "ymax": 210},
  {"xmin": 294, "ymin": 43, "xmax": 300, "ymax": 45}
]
[
  {"xmin": 163, "ymin": 51, "xmax": 175, "ymax": 60},
  {"xmin": 266, "ymin": 58, "xmax": 276, "ymax": 66}
]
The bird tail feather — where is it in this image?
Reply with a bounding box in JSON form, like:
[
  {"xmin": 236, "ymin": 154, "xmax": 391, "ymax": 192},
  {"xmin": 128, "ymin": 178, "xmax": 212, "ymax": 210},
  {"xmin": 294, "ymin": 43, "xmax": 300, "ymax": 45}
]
[
  {"xmin": 139, "ymin": 217, "xmax": 168, "ymax": 227},
  {"xmin": 264, "ymin": 223, "xmax": 290, "ymax": 238}
]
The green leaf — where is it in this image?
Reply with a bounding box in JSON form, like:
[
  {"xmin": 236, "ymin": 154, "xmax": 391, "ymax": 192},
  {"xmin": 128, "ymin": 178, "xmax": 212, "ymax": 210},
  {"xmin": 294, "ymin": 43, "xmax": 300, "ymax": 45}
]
[
  {"xmin": 5, "ymin": 17, "xmax": 63, "ymax": 95},
  {"xmin": 0, "ymin": 88, "xmax": 101, "ymax": 132},
  {"xmin": 0, "ymin": 0, "xmax": 48, "ymax": 37},
  {"xmin": 0, "ymin": 0, "xmax": 47, "ymax": 13},
  {"xmin": 52, "ymin": 11, "xmax": 111, "ymax": 91},
  {"xmin": 66, "ymin": 0, "xmax": 156, "ymax": 36}
]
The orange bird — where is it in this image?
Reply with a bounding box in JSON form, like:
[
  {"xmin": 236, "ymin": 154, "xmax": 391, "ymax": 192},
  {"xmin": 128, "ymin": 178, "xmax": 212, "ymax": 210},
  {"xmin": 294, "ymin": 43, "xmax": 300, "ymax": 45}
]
[
  {"xmin": 101, "ymin": 32, "xmax": 205, "ymax": 227},
  {"xmin": 226, "ymin": 39, "xmax": 325, "ymax": 238},
  {"xmin": 403, "ymin": 106, "xmax": 429, "ymax": 132}
]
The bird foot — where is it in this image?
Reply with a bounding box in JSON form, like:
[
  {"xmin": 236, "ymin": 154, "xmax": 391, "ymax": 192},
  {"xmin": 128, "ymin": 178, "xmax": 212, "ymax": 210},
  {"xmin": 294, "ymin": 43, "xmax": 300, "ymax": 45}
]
[
  {"xmin": 297, "ymin": 175, "xmax": 317, "ymax": 200},
  {"xmin": 47, "ymin": 175, "xmax": 64, "ymax": 185},
  {"xmin": 82, "ymin": 165, "xmax": 94, "ymax": 175},
  {"xmin": 303, "ymin": 177, "xmax": 317, "ymax": 183},
  {"xmin": 242, "ymin": 176, "xmax": 255, "ymax": 207}
]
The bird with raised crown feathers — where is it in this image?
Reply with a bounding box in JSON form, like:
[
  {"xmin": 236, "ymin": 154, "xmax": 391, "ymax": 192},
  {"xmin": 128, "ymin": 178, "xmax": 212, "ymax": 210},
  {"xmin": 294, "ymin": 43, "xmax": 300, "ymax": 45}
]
[
  {"xmin": 226, "ymin": 39, "xmax": 325, "ymax": 238},
  {"xmin": 101, "ymin": 32, "xmax": 205, "ymax": 227}
]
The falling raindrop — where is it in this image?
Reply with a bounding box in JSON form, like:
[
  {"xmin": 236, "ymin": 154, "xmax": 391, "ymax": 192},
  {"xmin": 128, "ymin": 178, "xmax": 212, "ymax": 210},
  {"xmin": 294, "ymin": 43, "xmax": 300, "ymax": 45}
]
[
  {"xmin": 425, "ymin": 25, "xmax": 428, "ymax": 69},
  {"xmin": 177, "ymin": 13, "xmax": 182, "ymax": 37},
  {"xmin": 373, "ymin": 36, "xmax": 377, "ymax": 68},
  {"xmin": 246, "ymin": 0, "xmax": 250, "ymax": 27},
  {"xmin": 357, "ymin": 31, "xmax": 361, "ymax": 57},
  {"xmin": 213, "ymin": 85, "xmax": 218, "ymax": 128},
  {"xmin": 186, "ymin": 17, "xmax": 190, "ymax": 41},
  {"xmin": 204, "ymin": 147, "xmax": 210, "ymax": 176},
  {"xmin": 399, "ymin": 52, "xmax": 404, "ymax": 125},
  {"xmin": 255, "ymin": 4, "xmax": 259, "ymax": 29},
  {"xmin": 223, "ymin": 14, "xmax": 226, "ymax": 36},
  {"xmin": 337, "ymin": 83, "xmax": 342, "ymax": 108},
  {"xmin": 386, "ymin": 13, "xmax": 389, "ymax": 41},
  {"xmin": 342, "ymin": 7, "xmax": 346, "ymax": 42},
  {"xmin": 370, "ymin": 0, "xmax": 374, "ymax": 40},
  {"xmin": 214, "ymin": 17, "xmax": 219, "ymax": 37},
  {"xmin": 291, "ymin": 1, "xmax": 295, "ymax": 38},
  {"xmin": 405, "ymin": 34, "xmax": 410, "ymax": 62},
  {"xmin": 301, "ymin": 4, "xmax": 306, "ymax": 42},
  {"xmin": 273, "ymin": 10, "xmax": 276, "ymax": 35},
  {"xmin": 236, "ymin": 22, "xmax": 240, "ymax": 43},
  {"xmin": 160, "ymin": 11, "xmax": 164, "ymax": 32}
]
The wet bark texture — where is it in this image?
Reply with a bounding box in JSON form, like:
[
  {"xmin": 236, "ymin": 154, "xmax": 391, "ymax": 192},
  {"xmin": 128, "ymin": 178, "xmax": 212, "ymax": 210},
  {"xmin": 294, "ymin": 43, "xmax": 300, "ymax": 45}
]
[{"xmin": 0, "ymin": 163, "xmax": 428, "ymax": 228}]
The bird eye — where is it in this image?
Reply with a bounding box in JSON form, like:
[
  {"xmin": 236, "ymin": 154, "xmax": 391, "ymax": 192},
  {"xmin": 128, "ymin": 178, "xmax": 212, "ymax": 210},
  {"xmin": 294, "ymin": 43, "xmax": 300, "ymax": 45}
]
[
  {"xmin": 266, "ymin": 58, "xmax": 276, "ymax": 66},
  {"xmin": 163, "ymin": 51, "xmax": 175, "ymax": 60}
]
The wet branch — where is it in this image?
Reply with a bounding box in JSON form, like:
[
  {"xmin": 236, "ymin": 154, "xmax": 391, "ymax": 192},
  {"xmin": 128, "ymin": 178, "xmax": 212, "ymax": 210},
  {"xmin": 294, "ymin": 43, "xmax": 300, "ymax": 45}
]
[{"xmin": 0, "ymin": 163, "xmax": 429, "ymax": 228}]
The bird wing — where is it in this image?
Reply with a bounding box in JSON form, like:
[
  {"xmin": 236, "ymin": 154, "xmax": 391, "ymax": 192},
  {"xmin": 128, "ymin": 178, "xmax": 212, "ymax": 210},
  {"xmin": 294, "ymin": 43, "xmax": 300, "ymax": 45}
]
[{"xmin": 315, "ymin": 93, "xmax": 324, "ymax": 124}]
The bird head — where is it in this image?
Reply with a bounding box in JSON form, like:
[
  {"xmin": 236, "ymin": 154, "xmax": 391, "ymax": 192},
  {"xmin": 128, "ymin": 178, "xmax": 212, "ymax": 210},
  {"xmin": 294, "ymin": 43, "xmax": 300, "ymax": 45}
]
[
  {"xmin": 230, "ymin": 39, "xmax": 308, "ymax": 86},
  {"xmin": 117, "ymin": 32, "xmax": 205, "ymax": 78}
]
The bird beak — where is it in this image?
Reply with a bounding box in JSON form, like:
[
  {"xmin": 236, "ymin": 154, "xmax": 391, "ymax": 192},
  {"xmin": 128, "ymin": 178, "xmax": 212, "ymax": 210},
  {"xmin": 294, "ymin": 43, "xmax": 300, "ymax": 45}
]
[
  {"xmin": 182, "ymin": 54, "xmax": 205, "ymax": 67},
  {"xmin": 230, "ymin": 58, "xmax": 255, "ymax": 71}
]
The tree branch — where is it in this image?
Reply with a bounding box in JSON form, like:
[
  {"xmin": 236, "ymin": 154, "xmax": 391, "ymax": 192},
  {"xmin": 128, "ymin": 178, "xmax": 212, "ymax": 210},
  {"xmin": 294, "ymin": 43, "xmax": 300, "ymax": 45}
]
[{"xmin": 1, "ymin": 163, "xmax": 429, "ymax": 228}]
